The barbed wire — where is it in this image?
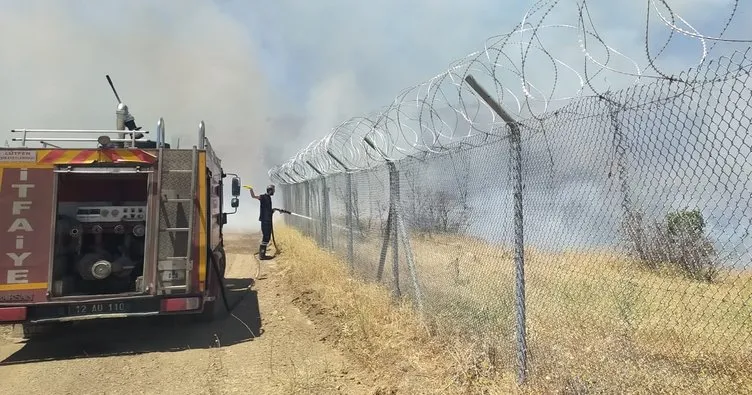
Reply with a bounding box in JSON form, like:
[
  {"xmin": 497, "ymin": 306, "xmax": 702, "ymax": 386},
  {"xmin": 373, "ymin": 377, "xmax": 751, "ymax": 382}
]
[{"xmin": 268, "ymin": 0, "xmax": 750, "ymax": 184}]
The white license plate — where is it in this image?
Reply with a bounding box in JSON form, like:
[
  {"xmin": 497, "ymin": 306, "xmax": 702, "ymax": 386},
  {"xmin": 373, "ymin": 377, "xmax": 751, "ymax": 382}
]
[
  {"xmin": 68, "ymin": 302, "xmax": 130, "ymax": 316},
  {"xmin": 161, "ymin": 270, "xmax": 185, "ymax": 281}
]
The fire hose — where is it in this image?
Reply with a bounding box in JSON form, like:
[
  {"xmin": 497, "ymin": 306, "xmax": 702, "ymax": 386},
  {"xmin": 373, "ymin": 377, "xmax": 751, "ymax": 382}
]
[
  {"xmin": 270, "ymin": 208, "xmax": 291, "ymax": 255},
  {"xmin": 213, "ymin": 207, "xmax": 291, "ymax": 314},
  {"xmin": 205, "ymin": 193, "xmax": 295, "ymax": 325},
  {"xmin": 255, "ymin": 208, "xmax": 290, "ymax": 259},
  {"xmin": 211, "ymin": 205, "xmax": 344, "ymax": 313},
  {"xmin": 210, "ymin": 248, "xmax": 234, "ymax": 313},
  {"xmin": 209, "ymin": 251, "xmax": 258, "ymax": 337}
]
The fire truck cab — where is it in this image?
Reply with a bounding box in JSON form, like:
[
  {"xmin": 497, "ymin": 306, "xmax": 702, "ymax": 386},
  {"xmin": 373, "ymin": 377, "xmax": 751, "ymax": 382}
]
[{"xmin": 0, "ymin": 101, "xmax": 242, "ymax": 337}]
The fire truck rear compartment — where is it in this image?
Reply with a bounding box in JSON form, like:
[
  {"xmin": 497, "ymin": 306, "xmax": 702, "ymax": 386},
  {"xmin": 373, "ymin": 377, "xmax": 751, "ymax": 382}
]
[{"xmin": 52, "ymin": 172, "xmax": 149, "ymax": 297}]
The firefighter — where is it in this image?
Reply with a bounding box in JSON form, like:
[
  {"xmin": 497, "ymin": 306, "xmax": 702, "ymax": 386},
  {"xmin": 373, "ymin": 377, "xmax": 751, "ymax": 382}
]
[{"xmin": 249, "ymin": 184, "xmax": 277, "ymax": 260}]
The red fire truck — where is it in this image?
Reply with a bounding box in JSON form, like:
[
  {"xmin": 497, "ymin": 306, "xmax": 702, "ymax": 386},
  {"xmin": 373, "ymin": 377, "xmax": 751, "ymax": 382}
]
[{"xmin": 0, "ymin": 79, "xmax": 242, "ymax": 337}]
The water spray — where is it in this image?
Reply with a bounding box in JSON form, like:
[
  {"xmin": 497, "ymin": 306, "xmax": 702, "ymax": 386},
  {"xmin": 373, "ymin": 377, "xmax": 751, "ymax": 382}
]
[
  {"xmin": 288, "ymin": 212, "xmax": 312, "ymax": 221},
  {"xmin": 279, "ymin": 209, "xmax": 350, "ymax": 231},
  {"xmin": 293, "ymin": 211, "xmax": 350, "ymax": 230},
  {"xmin": 241, "ymin": 183, "xmax": 351, "ymax": 261}
]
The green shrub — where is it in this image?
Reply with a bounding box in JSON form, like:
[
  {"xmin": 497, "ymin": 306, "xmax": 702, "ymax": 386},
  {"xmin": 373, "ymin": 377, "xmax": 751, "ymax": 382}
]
[{"xmin": 624, "ymin": 208, "xmax": 718, "ymax": 282}]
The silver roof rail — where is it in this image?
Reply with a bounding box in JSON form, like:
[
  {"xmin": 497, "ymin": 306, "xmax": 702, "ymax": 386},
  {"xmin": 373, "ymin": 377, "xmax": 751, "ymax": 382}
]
[{"xmin": 10, "ymin": 128, "xmax": 151, "ymax": 147}]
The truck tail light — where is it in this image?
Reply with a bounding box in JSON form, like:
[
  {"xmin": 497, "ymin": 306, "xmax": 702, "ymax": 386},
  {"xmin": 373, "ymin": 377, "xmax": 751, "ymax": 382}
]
[
  {"xmin": 161, "ymin": 297, "xmax": 200, "ymax": 312},
  {"xmin": 0, "ymin": 307, "xmax": 27, "ymax": 322}
]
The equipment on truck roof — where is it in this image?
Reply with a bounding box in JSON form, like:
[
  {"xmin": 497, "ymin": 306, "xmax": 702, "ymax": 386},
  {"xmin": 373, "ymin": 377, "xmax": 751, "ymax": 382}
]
[{"xmin": 10, "ymin": 75, "xmax": 169, "ymax": 150}]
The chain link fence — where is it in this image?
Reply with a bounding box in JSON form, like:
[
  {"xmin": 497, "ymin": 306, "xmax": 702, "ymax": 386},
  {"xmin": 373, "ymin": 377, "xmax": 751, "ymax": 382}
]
[{"xmin": 276, "ymin": 49, "xmax": 752, "ymax": 392}]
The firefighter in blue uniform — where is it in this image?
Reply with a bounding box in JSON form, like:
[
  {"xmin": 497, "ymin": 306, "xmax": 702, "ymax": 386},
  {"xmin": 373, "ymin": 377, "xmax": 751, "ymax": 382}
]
[{"xmin": 249, "ymin": 184, "xmax": 278, "ymax": 260}]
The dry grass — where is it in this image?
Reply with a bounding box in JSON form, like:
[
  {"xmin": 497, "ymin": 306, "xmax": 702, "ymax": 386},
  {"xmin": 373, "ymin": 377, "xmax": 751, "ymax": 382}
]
[
  {"xmin": 271, "ymin": 225, "xmax": 520, "ymax": 394},
  {"xmin": 397, "ymin": 233, "xmax": 752, "ymax": 394},
  {"xmin": 271, "ymin": 225, "xmax": 752, "ymax": 393}
]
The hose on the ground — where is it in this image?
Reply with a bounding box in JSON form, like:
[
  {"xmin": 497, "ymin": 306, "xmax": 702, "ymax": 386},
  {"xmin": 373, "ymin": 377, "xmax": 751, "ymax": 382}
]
[
  {"xmin": 209, "ymin": 247, "xmax": 235, "ymax": 313},
  {"xmin": 213, "ymin": 207, "xmax": 289, "ymax": 315},
  {"xmin": 270, "ymin": 221, "xmax": 280, "ymax": 256},
  {"xmin": 209, "ymin": 246, "xmax": 258, "ymax": 338},
  {"xmin": 253, "ymin": 212, "xmax": 283, "ymax": 259},
  {"xmin": 212, "ymin": 213, "xmax": 282, "ymax": 313}
]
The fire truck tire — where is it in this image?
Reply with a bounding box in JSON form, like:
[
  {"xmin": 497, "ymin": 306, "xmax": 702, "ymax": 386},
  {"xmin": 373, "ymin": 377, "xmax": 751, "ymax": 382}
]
[
  {"xmin": 196, "ymin": 287, "xmax": 222, "ymax": 322},
  {"xmin": 195, "ymin": 246, "xmax": 227, "ymax": 322},
  {"xmin": 197, "ymin": 300, "xmax": 217, "ymax": 322}
]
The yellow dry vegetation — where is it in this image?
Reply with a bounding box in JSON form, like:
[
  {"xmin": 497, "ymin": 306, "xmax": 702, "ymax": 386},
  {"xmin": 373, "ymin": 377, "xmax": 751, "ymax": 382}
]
[
  {"xmin": 273, "ymin": 225, "xmax": 752, "ymax": 394},
  {"xmin": 272, "ymin": 226, "xmax": 518, "ymax": 394},
  {"xmin": 407, "ymin": 234, "xmax": 752, "ymax": 393}
]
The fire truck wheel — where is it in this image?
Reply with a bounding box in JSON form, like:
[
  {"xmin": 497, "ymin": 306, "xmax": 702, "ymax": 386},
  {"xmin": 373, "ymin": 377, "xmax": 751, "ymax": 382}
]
[
  {"xmin": 198, "ymin": 301, "xmax": 217, "ymax": 321},
  {"xmin": 195, "ymin": 246, "xmax": 227, "ymax": 322}
]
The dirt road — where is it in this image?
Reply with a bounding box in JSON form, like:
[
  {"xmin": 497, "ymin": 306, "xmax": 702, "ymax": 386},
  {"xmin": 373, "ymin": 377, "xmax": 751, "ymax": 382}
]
[{"xmin": 0, "ymin": 235, "xmax": 376, "ymax": 395}]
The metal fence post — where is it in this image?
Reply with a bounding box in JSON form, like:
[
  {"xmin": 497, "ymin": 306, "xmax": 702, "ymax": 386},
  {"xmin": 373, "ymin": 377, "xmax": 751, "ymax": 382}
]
[
  {"xmin": 509, "ymin": 112, "xmax": 527, "ymax": 384},
  {"xmin": 295, "ymin": 183, "xmax": 302, "ymax": 229},
  {"xmin": 281, "ymin": 184, "xmax": 290, "ymax": 227},
  {"xmin": 388, "ymin": 161, "xmax": 424, "ymax": 313},
  {"xmin": 376, "ymin": 206, "xmax": 392, "ymax": 282},
  {"xmin": 345, "ymin": 172, "xmax": 355, "ymax": 271},
  {"xmin": 605, "ymin": 94, "xmax": 645, "ymax": 262},
  {"xmin": 388, "ymin": 163, "xmax": 401, "ymax": 297},
  {"xmin": 306, "ymin": 160, "xmax": 334, "ymax": 251},
  {"xmin": 466, "ymin": 75, "xmax": 528, "ymax": 384},
  {"xmin": 304, "ymin": 180, "xmax": 312, "ymax": 238},
  {"xmin": 312, "ymin": 180, "xmax": 322, "ymax": 245},
  {"xmin": 608, "ymin": 97, "xmax": 633, "ymax": 217},
  {"xmin": 319, "ymin": 178, "xmax": 328, "ymax": 248},
  {"xmin": 289, "ymin": 183, "xmax": 305, "ymax": 231},
  {"xmin": 323, "ymin": 177, "xmax": 334, "ymax": 251}
]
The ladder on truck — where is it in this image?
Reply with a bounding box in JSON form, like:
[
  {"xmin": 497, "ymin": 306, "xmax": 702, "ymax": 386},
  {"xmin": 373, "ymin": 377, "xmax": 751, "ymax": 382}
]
[{"xmin": 156, "ymin": 146, "xmax": 199, "ymax": 295}]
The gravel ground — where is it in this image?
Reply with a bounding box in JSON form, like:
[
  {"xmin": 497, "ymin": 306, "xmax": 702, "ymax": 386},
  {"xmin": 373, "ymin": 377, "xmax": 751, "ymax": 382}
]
[{"xmin": 0, "ymin": 235, "xmax": 375, "ymax": 395}]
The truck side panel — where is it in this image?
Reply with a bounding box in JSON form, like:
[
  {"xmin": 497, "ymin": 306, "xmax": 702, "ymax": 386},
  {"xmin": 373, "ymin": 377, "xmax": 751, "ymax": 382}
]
[
  {"xmin": 196, "ymin": 152, "xmax": 208, "ymax": 292},
  {"xmin": 205, "ymin": 145, "xmax": 222, "ymax": 251},
  {"xmin": 153, "ymin": 149, "xmax": 209, "ymax": 294},
  {"xmin": 0, "ymin": 157, "xmax": 54, "ymax": 304}
]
